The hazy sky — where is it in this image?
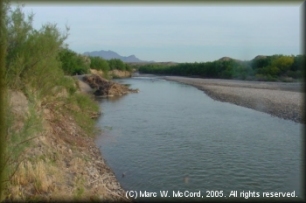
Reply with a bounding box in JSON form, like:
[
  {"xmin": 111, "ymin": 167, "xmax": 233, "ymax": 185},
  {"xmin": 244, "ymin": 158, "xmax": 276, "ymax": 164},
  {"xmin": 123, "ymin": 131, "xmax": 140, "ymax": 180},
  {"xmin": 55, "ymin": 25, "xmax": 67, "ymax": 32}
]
[{"xmin": 21, "ymin": 2, "xmax": 302, "ymax": 63}]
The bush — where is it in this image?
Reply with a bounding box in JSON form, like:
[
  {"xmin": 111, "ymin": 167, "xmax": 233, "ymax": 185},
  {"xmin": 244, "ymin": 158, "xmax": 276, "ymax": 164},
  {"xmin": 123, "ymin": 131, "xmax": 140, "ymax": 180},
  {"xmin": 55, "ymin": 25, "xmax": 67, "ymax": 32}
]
[
  {"xmin": 89, "ymin": 56, "xmax": 109, "ymax": 73},
  {"xmin": 58, "ymin": 48, "xmax": 90, "ymax": 75},
  {"xmin": 108, "ymin": 58, "xmax": 125, "ymax": 71},
  {"xmin": 255, "ymin": 74, "xmax": 276, "ymax": 81},
  {"xmin": 2, "ymin": 4, "xmax": 100, "ymax": 200},
  {"xmin": 4, "ymin": 5, "xmax": 69, "ymax": 97}
]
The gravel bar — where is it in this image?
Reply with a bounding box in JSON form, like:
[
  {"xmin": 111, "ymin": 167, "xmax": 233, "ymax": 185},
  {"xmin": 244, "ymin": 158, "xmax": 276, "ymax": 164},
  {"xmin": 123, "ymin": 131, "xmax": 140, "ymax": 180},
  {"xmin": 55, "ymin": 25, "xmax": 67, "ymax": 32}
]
[{"xmin": 164, "ymin": 76, "xmax": 304, "ymax": 123}]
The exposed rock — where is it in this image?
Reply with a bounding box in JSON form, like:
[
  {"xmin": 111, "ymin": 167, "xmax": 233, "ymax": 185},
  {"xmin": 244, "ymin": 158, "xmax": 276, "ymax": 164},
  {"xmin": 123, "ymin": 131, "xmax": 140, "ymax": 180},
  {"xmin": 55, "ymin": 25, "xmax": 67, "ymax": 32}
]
[
  {"xmin": 90, "ymin": 69, "xmax": 104, "ymax": 77},
  {"xmin": 109, "ymin": 69, "xmax": 131, "ymax": 78},
  {"xmin": 75, "ymin": 77, "xmax": 94, "ymax": 94}
]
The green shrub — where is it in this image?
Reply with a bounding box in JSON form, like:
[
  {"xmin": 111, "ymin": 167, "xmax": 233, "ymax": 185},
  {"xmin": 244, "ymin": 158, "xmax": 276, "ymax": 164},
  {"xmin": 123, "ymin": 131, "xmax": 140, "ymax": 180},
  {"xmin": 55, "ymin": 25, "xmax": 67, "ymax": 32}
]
[
  {"xmin": 65, "ymin": 93, "xmax": 99, "ymax": 136},
  {"xmin": 58, "ymin": 48, "xmax": 90, "ymax": 75},
  {"xmin": 89, "ymin": 56, "xmax": 109, "ymax": 72},
  {"xmin": 108, "ymin": 58, "xmax": 125, "ymax": 71},
  {"xmin": 2, "ymin": 5, "xmax": 101, "ymax": 198}
]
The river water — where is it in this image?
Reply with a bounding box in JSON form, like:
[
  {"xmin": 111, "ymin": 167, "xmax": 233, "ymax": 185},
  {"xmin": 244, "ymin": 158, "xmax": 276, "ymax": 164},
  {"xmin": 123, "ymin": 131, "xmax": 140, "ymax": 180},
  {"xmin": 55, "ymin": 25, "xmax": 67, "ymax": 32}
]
[{"xmin": 95, "ymin": 76, "xmax": 303, "ymax": 201}]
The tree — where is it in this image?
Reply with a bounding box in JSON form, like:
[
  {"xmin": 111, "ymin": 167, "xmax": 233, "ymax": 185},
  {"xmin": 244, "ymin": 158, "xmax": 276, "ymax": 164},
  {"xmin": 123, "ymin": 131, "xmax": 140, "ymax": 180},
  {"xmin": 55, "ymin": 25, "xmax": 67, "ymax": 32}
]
[
  {"xmin": 290, "ymin": 55, "xmax": 304, "ymax": 72},
  {"xmin": 125, "ymin": 63, "xmax": 132, "ymax": 72},
  {"xmin": 108, "ymin": 58, "xmax": 125, "ymax": 71},
  {"xmin": 58, "ymin": 48, "xmax": 90, "ymax": 75},
  {"xmin": 271, "ymin": 55, "xmax": 294, "ymax": 75},
  {"xmin": 5, "ymin": 5, "xmax": 69, "ymax": 94},
  {"xmin": 258, "ymin": 65, "xmax": 280, "ymax": 77},
  {"xmin": 89, "ymin": 56, "xmax": 109, "ymax": 72}
]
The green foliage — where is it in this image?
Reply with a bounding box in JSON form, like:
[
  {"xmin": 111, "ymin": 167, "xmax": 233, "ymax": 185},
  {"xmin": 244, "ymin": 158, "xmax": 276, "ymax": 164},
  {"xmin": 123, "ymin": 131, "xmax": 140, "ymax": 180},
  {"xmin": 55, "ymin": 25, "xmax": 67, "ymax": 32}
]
[
  {"xmin": 6, "ymin": 93, "xmax": 42, "ymax": 160},
  {"xmin": 56, "ymin": 76, "xmax": 78, "ymax": 96},
  {"xmin": 65, "ymin": 93, "xmax": 99, "ymax": 136},
  {"xmin": 58, "ymin": 48, "xmax": 90, "ymax": 75},
  {"xmin": 5, "ymin": 5, "xmax": 69, "ymax": 97},
  {"xmin": 125, "ymin": 63, "xmax": 132, "ymax": 72},
  {"xmin": 2, "ymin": 4, "xmax": 101, "ymax": 198},
  {"xmin": 272, "ymin": 55, "xmax": 294, "ymax": 73},
  {"xmin": 89, "ymin": 56, "xmax": 109, "ymax": 72},
  {"xmin": 291, "ymin": 55, "xmax": 304, "ymax": 72},
  {"xmin": 257, "ymin": 65, "xmax": 280, "ymax": 77},
  {"xmin": 108, "ymin": 58, "xmax": 125, "ymax": 71},
  {"xmin": 139, "ymin": 54, "xmax": 304, "ymax": 82},
  {"xmin": 252, "ymin": 55, "xmax": 301, "ymax": 79},
  {"xmin": 251, "ymin": 57, "xmax": 270, "ymax": 70},
  {"xmin": 4, "ymin": 3, "xmax": 99, "ymax": 133},
  {"xmin": 3, "ymin": 90, "xmax": 43, "ymax": 195},
  {"xmin": 255, "ymin": 74, "xmax": 277, "ymax": 81}
]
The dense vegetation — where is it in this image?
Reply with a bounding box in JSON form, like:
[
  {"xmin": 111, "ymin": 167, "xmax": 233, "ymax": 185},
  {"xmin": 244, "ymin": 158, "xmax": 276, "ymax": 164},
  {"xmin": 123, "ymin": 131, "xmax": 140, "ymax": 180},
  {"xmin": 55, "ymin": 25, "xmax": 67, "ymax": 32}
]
[
  {"xmin": 56, "ymin": 48, "xmax": 132, "ymax": 77},
  {"xmin": 1, "ymin": 4, "xmax": 101, "ymax": 200},
  {"xmin": 89, "ymin": 56, "xmax": 109, "ymax": 73},
  {"xmin": 58, "ymin": 48, "xmax": 91, "ymax": 75},
  {"xmin": 138, "ymin": 55, "xmax": 305, "ymax": 82}
]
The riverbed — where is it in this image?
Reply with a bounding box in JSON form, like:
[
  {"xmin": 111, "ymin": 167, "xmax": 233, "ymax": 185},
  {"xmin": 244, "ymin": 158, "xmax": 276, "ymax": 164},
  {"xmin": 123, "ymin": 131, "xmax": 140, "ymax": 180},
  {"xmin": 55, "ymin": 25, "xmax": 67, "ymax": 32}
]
[
  {"xmin": 164, "ymin": 76, "xmax": 304, "ymax": 123},
  {"xmin": 96, "ymin": 76, "xmax": 303, "ymax": 201}
]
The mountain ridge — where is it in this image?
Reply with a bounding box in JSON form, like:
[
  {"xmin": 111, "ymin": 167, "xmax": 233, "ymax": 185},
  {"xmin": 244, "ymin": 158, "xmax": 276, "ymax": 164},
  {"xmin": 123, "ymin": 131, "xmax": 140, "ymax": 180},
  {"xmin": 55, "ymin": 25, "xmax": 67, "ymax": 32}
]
[{"xmin": 83, "ymin": 50, "xmax": 154, "ymax": 63}]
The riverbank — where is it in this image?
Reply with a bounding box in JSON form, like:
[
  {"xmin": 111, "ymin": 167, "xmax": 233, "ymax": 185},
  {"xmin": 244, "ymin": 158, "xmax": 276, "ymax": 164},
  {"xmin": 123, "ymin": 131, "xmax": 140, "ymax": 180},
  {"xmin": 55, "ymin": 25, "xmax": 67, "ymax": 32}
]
[
  {"xmin": 4, "ymin": 77, "xmax": 130, "ymax": 201},
  {"xmin": 164, "ymin": 76, "xmax": 304, "ymax": 123},
  {"xmin": 75, "ymin": 74, "xmax": 139, "ymax": 97}
]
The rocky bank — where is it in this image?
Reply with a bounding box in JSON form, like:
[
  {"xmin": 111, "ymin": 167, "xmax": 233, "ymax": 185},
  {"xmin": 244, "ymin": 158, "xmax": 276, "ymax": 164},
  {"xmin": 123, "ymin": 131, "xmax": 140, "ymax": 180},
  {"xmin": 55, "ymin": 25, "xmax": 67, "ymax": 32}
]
[
  {"xmin": 4, "ymin": 78, "xmax": 132, "ymax": 201},
  {"xmin": 82, "ymin": 74, "xmax": 138, "ymax": 97},
  {"xmin": 164, "ymin": 76, "xmax": 304, "ymax": 123}
]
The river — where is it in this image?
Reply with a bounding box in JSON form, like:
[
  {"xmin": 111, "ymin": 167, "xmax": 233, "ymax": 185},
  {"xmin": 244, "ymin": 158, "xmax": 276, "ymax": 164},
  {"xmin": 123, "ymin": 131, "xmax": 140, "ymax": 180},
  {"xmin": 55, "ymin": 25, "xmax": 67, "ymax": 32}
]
[{"xmin": 95, "ymin": 76, "xmax": 302, "ymax": 201}]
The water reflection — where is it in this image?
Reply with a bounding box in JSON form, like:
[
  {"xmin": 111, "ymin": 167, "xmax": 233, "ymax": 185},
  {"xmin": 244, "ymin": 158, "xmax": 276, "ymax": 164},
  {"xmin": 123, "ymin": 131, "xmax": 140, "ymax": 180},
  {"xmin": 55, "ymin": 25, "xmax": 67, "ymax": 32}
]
[{"xmin": 96, "ymin": 77, "xmax": 302, "ymax": 199}]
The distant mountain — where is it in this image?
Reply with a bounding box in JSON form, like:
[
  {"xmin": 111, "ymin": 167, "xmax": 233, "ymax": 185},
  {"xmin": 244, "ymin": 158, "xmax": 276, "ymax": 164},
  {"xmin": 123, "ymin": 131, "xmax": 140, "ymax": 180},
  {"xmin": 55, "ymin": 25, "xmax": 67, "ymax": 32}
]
[
  {"xmin": 218, "ymin": 56, "xmax": 243, "ymax": 62},
  {"xmin": 218, "ymin": 57, "xmax": 233, "ymax": 61},
  {"xmin": 252, "ymin": 55, "xmax": 267, "ymax": 60},
  {"xmin": 83, "ymin": 50, "xmax": 154, "ymax": 63}
]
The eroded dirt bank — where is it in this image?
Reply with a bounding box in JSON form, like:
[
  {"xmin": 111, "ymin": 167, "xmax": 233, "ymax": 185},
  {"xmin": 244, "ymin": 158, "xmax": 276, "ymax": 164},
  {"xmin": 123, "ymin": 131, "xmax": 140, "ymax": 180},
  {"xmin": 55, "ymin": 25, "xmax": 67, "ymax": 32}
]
[
  {"xmin": 164, "ymin": 76, "xmax": 304, "ymax": 123},
  {"xmin": 75, "ymin": 74, "xmax": 138, "ymax": 97},
  {"xmin": 5, "ymin": 77, "xmax": 132, "ymax": 201}
]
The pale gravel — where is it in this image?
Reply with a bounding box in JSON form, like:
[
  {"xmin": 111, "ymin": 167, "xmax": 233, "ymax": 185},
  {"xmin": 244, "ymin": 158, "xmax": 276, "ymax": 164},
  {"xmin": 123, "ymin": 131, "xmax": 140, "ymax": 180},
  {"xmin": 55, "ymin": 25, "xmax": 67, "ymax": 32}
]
[{"xmin": 163, "ymin": 76, "xmax": 304, "ymax": 123}]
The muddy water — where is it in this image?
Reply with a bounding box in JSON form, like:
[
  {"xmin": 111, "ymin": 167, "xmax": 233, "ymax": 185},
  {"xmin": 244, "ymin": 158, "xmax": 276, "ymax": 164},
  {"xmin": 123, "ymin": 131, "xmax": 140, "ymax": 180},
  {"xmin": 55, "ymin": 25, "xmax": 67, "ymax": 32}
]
[{"xmin": 96, "ymin": 77, "xmax": 303, "ymax": 201}]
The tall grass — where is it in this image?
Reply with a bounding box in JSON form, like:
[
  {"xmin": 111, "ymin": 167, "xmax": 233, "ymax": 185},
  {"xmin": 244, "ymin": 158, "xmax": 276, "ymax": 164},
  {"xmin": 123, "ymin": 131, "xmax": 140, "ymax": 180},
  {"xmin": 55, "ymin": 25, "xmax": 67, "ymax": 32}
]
[
  {"xmin": 65, "ymin": 93, "xmax": 99, "ymax": 136},
  {"xmin": 2, "ymin": 90, "xmax": 43, "ymax": 200},
  {"xmin": 2, "ymin": 4, "xmax": 100, "ymax": 200}
]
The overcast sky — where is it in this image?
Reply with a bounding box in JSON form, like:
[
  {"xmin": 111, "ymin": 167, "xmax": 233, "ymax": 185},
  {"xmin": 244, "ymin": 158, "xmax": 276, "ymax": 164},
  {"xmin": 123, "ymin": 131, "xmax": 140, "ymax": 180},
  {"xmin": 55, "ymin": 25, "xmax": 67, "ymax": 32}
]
[{"xmin": 21, "ymin": 2, "xmax": 302, "ymax": 63}]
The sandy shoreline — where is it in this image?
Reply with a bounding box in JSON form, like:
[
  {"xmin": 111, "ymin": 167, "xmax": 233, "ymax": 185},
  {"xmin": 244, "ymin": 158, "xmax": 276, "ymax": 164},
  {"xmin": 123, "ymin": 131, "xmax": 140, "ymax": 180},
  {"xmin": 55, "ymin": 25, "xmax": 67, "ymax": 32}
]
[{"xmin": 163, "ymin": 76, "xmax": 304, "ymax": 123}]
